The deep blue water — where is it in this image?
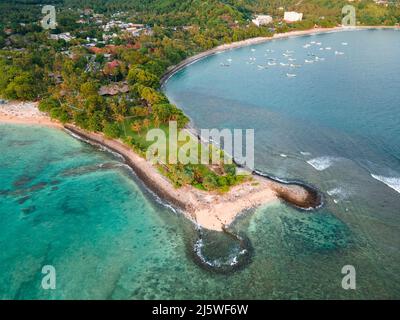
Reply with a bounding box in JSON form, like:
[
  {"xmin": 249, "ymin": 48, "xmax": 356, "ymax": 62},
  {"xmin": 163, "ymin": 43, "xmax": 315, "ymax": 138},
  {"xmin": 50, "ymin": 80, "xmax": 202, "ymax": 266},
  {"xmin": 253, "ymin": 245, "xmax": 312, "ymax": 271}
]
[
  {"xmin": 0, "ymin": 29, "xmax": 399, "ymax": 299},
  {"xmin": 164, "ymin": 29, "xmax": 400, "ymax": 297}
]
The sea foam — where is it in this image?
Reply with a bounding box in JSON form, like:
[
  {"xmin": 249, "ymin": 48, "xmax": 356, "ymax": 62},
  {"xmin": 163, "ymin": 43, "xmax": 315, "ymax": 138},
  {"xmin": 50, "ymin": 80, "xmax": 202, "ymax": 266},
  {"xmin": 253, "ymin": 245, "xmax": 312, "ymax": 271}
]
[
  {"xmin": 371, "ymin": 174, "xmax": 400, "ymax": 194},
  {"xmin": 327, "ymin": 187, "xmax": 351, "ymax": 202},
  {"xmin": 307, "ymin": 156, "xmax": 337, "ymax": 171}
]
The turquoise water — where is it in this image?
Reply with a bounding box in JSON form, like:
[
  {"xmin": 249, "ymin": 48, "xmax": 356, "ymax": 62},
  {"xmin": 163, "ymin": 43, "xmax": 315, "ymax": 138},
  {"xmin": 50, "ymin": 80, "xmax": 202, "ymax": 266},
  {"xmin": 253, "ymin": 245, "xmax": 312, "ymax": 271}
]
[
  {"xmin": 1, "ymin": 29, "xmax": 399, "ymax": 299},
  {"xmin": 0, "ymin": 124, "xmax": 360, "ymax": 299}
]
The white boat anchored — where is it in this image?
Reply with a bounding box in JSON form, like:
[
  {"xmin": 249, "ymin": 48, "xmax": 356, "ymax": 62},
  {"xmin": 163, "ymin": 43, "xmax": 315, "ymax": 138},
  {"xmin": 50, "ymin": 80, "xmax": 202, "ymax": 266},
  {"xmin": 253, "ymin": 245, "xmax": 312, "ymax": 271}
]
[{"xmin": 286, "ymin": 73, "xmax": 296, "ymax": 78}]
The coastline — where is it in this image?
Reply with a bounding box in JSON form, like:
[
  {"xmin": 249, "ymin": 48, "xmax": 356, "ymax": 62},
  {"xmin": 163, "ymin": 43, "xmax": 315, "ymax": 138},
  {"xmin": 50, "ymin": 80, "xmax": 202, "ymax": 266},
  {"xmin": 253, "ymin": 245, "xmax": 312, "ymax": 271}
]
[
  {"xmin": 160, "ymin": 25, "xmax": 399, "ymax": 86},
  {"xmin": 0, "ymin": 101, "xmax": 63, "ymax": 129},
  {"xmin": 1, "ymin": 101, "xmax": 319, "ymax": 231},
  {"xmin": 3, "ymin": 26, "xmax": 371, "ymax": 231}
]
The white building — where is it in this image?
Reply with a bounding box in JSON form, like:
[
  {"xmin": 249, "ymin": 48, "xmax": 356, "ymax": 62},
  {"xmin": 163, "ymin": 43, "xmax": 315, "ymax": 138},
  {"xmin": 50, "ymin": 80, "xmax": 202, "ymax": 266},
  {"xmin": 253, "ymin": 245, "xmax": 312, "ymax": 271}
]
[
  {"xmin": 252, "ymin": 15, "xmax": 273, "ymax": 27},
  {"xmin": 284, "ymin": 11, "xmax": 303, "ymax": 23},
  {"xmin": 49, "ymin": 32, "xmax": 74, "ymax": 42}
]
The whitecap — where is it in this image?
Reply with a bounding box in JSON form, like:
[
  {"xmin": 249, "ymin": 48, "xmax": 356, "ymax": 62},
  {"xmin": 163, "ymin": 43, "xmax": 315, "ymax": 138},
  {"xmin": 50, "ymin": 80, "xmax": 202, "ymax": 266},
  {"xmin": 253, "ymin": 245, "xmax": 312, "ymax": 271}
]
[
  {"xmin": 327, "ymin": 187, "xmax": 351, "ymax": 202},
  {"xmin": 307, "ymin": 156, "xmax": 337, "ymax": 171},
  {"xmin": 371, "ymin": 174, "xmax": 400, "ymax": 194}
]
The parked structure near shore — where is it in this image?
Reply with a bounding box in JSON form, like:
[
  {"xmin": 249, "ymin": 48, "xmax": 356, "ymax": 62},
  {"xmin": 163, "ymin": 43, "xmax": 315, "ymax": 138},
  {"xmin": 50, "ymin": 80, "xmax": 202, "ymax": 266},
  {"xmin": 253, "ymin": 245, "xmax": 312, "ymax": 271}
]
[
  {"xmin": 284, "ymin": 11, "xmax": 303, "ymax": 23},
  {"xmin": 252, "ymin": 15, "xmax": 273, "ymax": 27}
]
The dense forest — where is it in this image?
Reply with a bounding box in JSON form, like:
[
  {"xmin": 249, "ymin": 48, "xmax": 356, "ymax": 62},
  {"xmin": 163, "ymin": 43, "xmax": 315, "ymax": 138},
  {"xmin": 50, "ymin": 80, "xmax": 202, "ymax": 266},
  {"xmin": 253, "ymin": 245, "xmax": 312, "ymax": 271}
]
[{"xmin": 0, "ymin": 0, "xmax": 399, "ymax": 191}]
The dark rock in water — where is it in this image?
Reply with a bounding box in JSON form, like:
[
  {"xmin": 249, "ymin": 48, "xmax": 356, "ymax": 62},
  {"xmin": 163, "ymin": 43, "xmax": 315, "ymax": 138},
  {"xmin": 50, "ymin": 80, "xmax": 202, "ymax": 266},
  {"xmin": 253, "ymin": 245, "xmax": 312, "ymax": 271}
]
[
  {"xmin": 29, "ymin": 182, "xmax": 47, "ymax": 192},
  {"xmin": 0, "ymin": 189, "xmax": 9, "ymax": 196},
  {"xmin": 188, "ymin": 227, "xmax": 253, "ymax": 274},
  {"xmin": 50, "ymin": 180, "xmax": 61, "ymax": 185},
  {"xmin": 21, "ymin": 206, "xmax": 36, "ymax": 215},
  {"xmin": 61, "ymin": 162, "xmax": 117, "ymax": 177},
  {"xmin": 51, "ymin": 186, "xmax": 59, "ymax": 191},
  {"xmin": 8, "ymin": 140, "xmax": 35, "ymax": 147},
  {"xmin": 17, "ymin": 196, "xmax": 30, "ymax": 204},
  {"xmin": 13, "ymin": 176, "xmax": 34, "ymax": 187}
]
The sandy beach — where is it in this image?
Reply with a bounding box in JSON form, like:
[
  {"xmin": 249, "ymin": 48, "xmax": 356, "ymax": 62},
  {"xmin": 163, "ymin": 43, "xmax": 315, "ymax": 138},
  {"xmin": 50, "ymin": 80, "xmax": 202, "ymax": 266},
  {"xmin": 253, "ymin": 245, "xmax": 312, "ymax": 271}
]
[
  {"xmin": 0, "ymin": 101, "xmax": 62, "ymax": 128},
  {"xmin": 64, "ymin": 124, "xmax": 318, "ymax": 231},
  {"xmin": 1, "ymin": 101, "xmax": 319, "ymax": 231}
]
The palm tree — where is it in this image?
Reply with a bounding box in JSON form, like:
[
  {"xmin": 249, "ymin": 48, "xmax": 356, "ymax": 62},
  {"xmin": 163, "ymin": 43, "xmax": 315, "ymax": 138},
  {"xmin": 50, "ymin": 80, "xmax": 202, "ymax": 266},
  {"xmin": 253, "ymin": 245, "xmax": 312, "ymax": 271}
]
[
  {"xmin": 153, "ymin": 115, "xmax": 160, "ymax": 128},
  {"xmin": 143, "ymin": 118, "xmax": 150, "ymax": 130},
  {"xmin": 114, "ymin": 113, "xmax": 126, "ymax": 136},
  {"xmin": 131, "ymin": 121, "xmax": 142, "ymax": 136}
]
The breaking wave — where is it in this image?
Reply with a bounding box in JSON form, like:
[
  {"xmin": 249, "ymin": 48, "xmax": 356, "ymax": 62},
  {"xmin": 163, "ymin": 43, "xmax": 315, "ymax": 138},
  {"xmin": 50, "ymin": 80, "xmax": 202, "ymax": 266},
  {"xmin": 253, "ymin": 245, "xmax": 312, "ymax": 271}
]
[
  {"xmin": 307, "ymin": 156, "xmax": 338, "ymax": 171},
  {"xmin": 371, "ymin": 174, "xmax": 400, "ymax": 194}
]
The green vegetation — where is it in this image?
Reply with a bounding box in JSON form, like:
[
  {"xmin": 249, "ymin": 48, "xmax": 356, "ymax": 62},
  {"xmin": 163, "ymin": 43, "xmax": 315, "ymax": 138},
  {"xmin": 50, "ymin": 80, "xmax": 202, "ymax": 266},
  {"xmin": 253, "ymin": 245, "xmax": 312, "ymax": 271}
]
[{"xmin": 1, "ymin": 0, "xmax": 399, "ymax": 191}]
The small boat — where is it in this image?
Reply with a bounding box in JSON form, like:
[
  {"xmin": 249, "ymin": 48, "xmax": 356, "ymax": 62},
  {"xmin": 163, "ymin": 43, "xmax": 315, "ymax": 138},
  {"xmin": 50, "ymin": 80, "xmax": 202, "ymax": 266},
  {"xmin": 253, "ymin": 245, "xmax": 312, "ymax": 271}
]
[
  {"xmin": 286, "ymin": 73, "xmax": 296, "ymax": 78},
  {"xmin": 286, "ymin": 50, "xmax": 294, "ymax": 54},
  {"xmin": 268, "ymin": 62, "xmax": 277, "ymax": 66},
  {"xmin": 249, "ymin": 57, "xmax": 256, "ymax": 61},
  {"xmin": 325, "ymin": 47, "xmax": 332, "ymax": 50},
  {"xmin": 257, "ymin": 65, "xmax": 267, "ymax": 69},
  {"xmin": 335, "ymin": 51, "xmax": 344, "ymax": 55},
  {"xmin": 268, "ymin": 58, "xmax": 276, "ymax": 61},
  {"xmin": 319, "ymin": 48, "xmax": 324, "ymax": 51},
  {"xmin": 227, "ymin": 58, "xmax": 232, "ymax": 62},
  {"xmin": 341, "ymin": 42, "xmax": 348, "ymax": 46},
  {"xmin": 316, "ymin": 42, "xmax": 322, "ymax": 46},
  {"xmin": 220, "ymin": 63, "xmax": 230, "ymax": 67},
  {"xmin": 251, "ymin": 48, "xmax": 256, "ymax": 52},
  {"xmin": 310, "ymin": 41, "xmax": 316, "ymax": 44},
  {"xmin": 280, "ymin": 62, "xmax": 289, "ymax": 66},
  {"xmin": 303, "ymin": 44, "xmax": 311, "ymax": 48},
  {"xmin": 290, "ymin": 64, "xmax": 301, "ymax": 68},
  {"xmin": 305, "ymin": 59, "xmax": 314, "ymax": 64},
  {"xmin": 288, "ymin": 58, "xmax": 296, "ymax": 61},
  {"xmin": 315, "ymin": 57, "xmax": 325, "ymax": 61},
  {"xmin": 283, "ymin": 53, "xmax": 292, "ymax": 57}
]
